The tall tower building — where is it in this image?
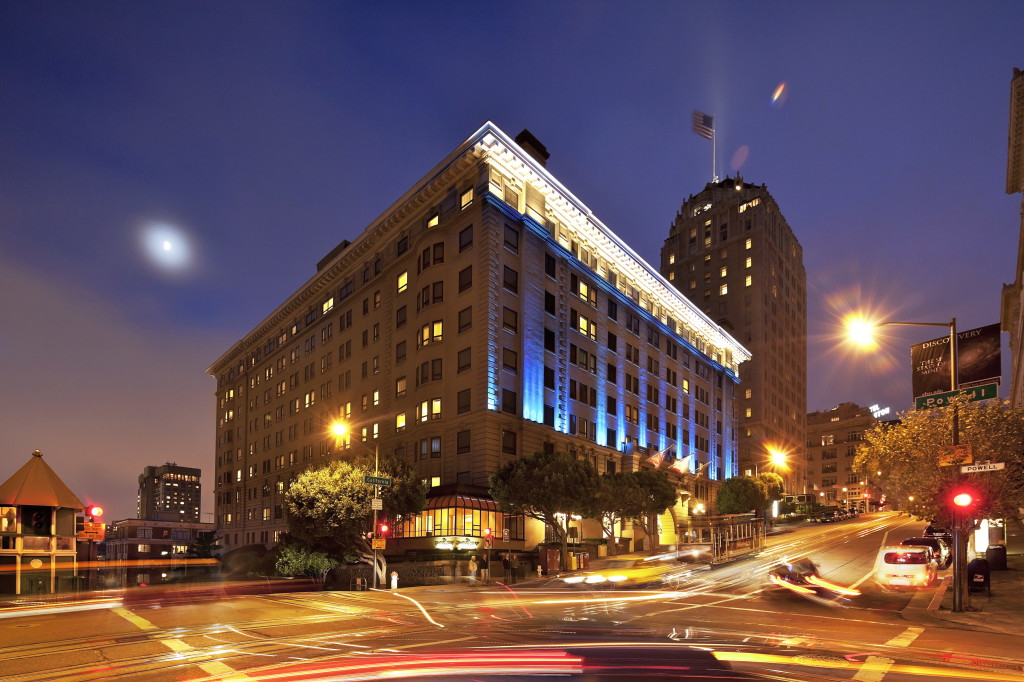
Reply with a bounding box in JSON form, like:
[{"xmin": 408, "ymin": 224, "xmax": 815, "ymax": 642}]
[
  {"xmin": 660, "ymin": 178, "xmax": 807, "ymax": 491},
  {"xmin": 137, "ymin": 463, "xmax": 202, "ymax": 522},
  {"xmin": 208, "ymin": 123, "xmax": 750, "ymax": 554}
]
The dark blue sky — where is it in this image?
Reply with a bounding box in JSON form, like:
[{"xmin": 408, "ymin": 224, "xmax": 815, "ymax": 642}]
[{"xmin": 2, "ymin": 2, "xmax": 1021, "ymax": 520}]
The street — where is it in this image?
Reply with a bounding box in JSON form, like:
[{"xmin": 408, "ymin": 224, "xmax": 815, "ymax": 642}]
[{"xmin": 2, "ymin": 512, "xmax": 1022, "ymax": 681}]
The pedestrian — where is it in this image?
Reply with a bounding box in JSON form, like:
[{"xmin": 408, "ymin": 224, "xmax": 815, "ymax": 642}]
[
  {"xmin": 468, "ymin": 555, "xmax": 479, "ymax": 586},
  {"xmin": 502, "ymin": 552, "xmax": 513, "ymax": 583},
  {"xmin": 509, "ymin": 552, "xmax": 519, "ymax": 584},
  {"xmin": 479, "ymin": 554, "xmax": 489, "ymax": 584}
]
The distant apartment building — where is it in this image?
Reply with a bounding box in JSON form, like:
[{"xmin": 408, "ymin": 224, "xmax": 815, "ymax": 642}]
[
  {"xmin": 207, "ymin": 123, "xmax": 750, "ymax": 556},
  {"xmin": 805, "ymin": 403, "xmax": 878, "ymax": 510},
  {"xmin": 137, "ymin": 463, "xmax": 202, "ymax": 523},
  {"xmin": 661, "ymin": 178, "xmax": 807, "ymax": 491},
  {"xmin": 105, "ymin": 518, "xmax": 216, "ymax": 586}
]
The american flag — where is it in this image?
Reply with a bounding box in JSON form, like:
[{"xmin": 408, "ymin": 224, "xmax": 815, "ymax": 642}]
[{"xmin": 692, "ymin": 111, "xmax": 714, "ymax": 140}]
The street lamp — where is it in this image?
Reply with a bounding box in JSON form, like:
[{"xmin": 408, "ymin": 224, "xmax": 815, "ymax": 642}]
[
  {"xmin": 844, "ymin": 315, "xmax": 969, "ymax": 612},
  {"xmin": 329, "ymin": 420, "xmax": 383, "ymax": 589}
]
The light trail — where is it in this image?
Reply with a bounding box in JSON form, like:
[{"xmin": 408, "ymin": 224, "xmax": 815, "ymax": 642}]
[{"xmin": 370, "ymin": 589, "xmax": 444, "ymax": 628}]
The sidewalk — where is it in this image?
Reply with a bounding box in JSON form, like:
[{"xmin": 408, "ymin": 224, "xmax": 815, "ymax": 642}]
[{"xmin": 905, "ymin": 553, "xmax": 1024, "ymax": 636}]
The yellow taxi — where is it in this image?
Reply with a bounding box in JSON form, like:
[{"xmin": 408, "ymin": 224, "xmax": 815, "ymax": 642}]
[{"xmin": 562, "ymin": 556, "xmax": 674, "ymax": 587}]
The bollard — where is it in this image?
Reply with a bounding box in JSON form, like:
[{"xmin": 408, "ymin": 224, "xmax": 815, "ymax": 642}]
[{"xmin": 390, "ymin": 571, "xmax": 399, "ymax": 590}]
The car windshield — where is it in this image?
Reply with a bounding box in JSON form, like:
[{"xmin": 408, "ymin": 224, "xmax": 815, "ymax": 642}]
[{"xmin": 884, "ymin": 551, "xmax": 928, "ymax": 564}]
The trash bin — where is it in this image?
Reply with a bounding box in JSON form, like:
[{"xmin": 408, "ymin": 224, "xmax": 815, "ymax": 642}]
[
  {"xmin": 986, "ymin": 544, "xmax": 1008, "ymax": 571},
  {"xmin": 967, "ymin": 558, "xmax": 990, "ymax": 593}
]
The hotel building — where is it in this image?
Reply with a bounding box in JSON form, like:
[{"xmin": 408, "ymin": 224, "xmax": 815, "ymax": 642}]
[
  {"xmin": 660, "ymin": 179, "xmax": 807, "ymax": 492},
  {"xmin": 137, "ymin": 463, "xmax": 202, "ymax": 523},
  {"xmin": 207, "ymin": 124, "xmax": 750, "ymax": 556}
]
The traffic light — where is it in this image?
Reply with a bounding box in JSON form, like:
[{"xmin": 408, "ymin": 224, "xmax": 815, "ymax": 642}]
[
  {"xmin": 484, "ymin": 527, "xmax": 491, "ymax": 537},
  {"xmin": 953, "ymin": 492, "xmax": 974, "ymax": 508},
  {"xmin": 86, "ymin": 505, "xmax": 103, "ymax": 520},
  {"xmin": 378, "ymin": 522, "xmax": 389, "ymax": 536},
  {"xmin": 484, "ymin": 527, "xmax": 493, "ymax": 549}
]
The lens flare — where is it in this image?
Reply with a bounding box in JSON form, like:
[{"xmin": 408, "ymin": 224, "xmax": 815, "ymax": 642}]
[
  {"xmin": 731, "ymin": 145, "xmax": 749, "ymax": 171},
  {"xmin": 770, "ymin": 81, "xmax": 789, "ymax": 107}
]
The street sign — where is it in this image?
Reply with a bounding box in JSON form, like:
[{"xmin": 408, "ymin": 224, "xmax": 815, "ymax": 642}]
[
  {"xmin": 371, "ymin": 538, "xmax": 386, "ymax": 550},
  {"xmin": 484, "ymin": 535, "xmax": 493, "ymax": 549},
  {"xmin": 938, "ymin": 444, "xmax": 973, "ymax": 466},
  {"xmin": 961, "ymin": 462, "xmax": 1005, "ymax": 474},
  {"xmin": 364, "ymin": 475, "xmax": 392, "ymax": 487},
  {"xmin": 502, "ymin": 528, "xmax": 510, "ymax": 542},
  {"xmin": 78, "ymin": 521, "xmax": 105, "ymax": 541},
  {"xmin": 915, "ymin": 383, "xmax": 998, "ymax": 411},
  {"xmin": 371, "ymin": 497, "xmax": 383, "ymax": 510}
]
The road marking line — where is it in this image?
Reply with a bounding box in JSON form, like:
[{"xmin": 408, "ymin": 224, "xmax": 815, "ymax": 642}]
[
  {"xmin": 112, "ymin": 607, "xmax": 159, "ymax": 631},
  {"xmin": 111, "ymin": 607, "xmax": 248, "ymax": 678},
  {"xmin": 852, "ymin": 655, "xmax": 895, "ymax": 681},
  {"xmin": 885, "ymin": 626, "xmax": 924, "ymax": 647}
]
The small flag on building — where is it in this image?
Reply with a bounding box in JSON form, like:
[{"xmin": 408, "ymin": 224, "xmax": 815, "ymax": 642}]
[
  {"xmin": 669, "ymin": 454, "xmax": 693, "ymax": 475},
  {"xmin": 692, "ymin": 111, "xmax": 714, "ymax": 140}
]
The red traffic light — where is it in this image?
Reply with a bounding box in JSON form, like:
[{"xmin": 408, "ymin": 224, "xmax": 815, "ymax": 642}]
[
  {"xmin": 953, "ymin": 492, "xmax": 974, "ymax": 507},
  {"xmin": 87, "ymin": 505, "xmax": 103, "ymax": 517},
  {"xmin": 378, "ymin": 523, "xmax": 389, "ymax": 535},
  {"xmin": 484, "ymin": 527, "xmax": 491, "ymax": 537}
]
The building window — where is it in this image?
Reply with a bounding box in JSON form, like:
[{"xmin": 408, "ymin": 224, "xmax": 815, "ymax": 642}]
[
  {"xmin": 501, "ymin": 430, "xmax": 517, "ymax": 455},
  {"xmin": 457, "ymin": 430, "xmax": 471, "ymax": 453},
  {"xmin": 504, "ymin": 225, "xmax": 519, "ymax": 253},
  {"xmin": 501, "ymin": 389, "xmax": 517, "ymax": 415},
  {"xmin": 427, "ymin": 212, "xmax": 439, "ymax": 228},
  {"xmin": 545, "ymin": 253, "xmax": 556, "ymax": 278},
  {"xmin": 396, "ymin": 413, "xmax": 406, "ymax": 433},
  {"xmin": 420, "ymin": 320, "xmax": 443, "ymax": 345},
  {"xmin": 745, "ymin": 238, "xmax": 752, "ymax": 250},
  {"xmin": 396, "ymin": 341, "xmax": 407, "ymax": 364},
  {"xmin": 458, "ymin": 306, "xmax": 473, "ymax": 333},
  {"xmin": 502, "ymin": 348, "xmax": 518, "ymax": 373},
  {"xmin": 397, "ymin": 271, "xmax": 408, "ymax": 293},
  {"xmin": 457, "ymin": 389, "xmax": 471, "ymax": 414},
  {"xmin": 460, "ymin": 188, "xmax": 474, "ymax": 209},
  {"xmin": 745, "ymin": 275, "xmax": 752, "ymax": 287},
  {"xmin": 502, "ymin": 307, "xmax": 518, "ymax": 333},
  {"xmin": 457, "ymin": 347, "xmax": 472, "ymax": 373},
  {"xmin": 396, "ymin": 377, "xmax": 407, "ymax": 397},
  {"xmin": 503, "ymin": 266, "xmax": 519, "ymax": 293},
  {"xmin": 719, "ymin": 284, "xmax": 728, "ymax": 295},
  {"xmin": 459, "ymin": 266, "xmax": 473, "ymax": 292},
  {"xmin": 459, "ymin": 225, "xmax": 473, "ymax": 251}
]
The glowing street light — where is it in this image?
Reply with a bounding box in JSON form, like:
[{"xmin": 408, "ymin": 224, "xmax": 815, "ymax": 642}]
[{"xmin": 329, "ymin": 418, "xmax": 384, "ymax": 589}]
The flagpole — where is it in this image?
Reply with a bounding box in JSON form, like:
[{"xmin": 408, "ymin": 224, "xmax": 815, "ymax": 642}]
[{"xmin": 712, "ymin": 127, "xmax": 717, "ymax": 182}]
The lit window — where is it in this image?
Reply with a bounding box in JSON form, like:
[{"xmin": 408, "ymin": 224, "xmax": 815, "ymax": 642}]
[
  {"xmin": 719, "ymin": 284, "xmax": 728, "ymax": 295},
  {"xmin": 745, "ymin": 238, "xmax": 752, "ymax": 250},
  {"xmin": 745, "ymin": 257, "xmax": 752, "ymax": 268},
  {"xmin": 745, "ymin": 388, "xmax": 752, "ymax": 399},
  {"xmin": 427, "ymin": 212, "xmax": 439, "ymax": 228},
  {"xmin": 396, "ymin": 413, "xmax": 406, "ymax": 432},
  {"xmin": 669, "ymin": 272, "xmax": 675, "ymax": 281},
  {"xmin": 373, "ymin": 390, "xmax": 380, "ymax": 407},
  {"xmin": 745, "ymin": 408, "xmax": 752, "ymax": 418},
  {"xmin": 397, "ymin": 271, "xmax": 408, "ymax": 293},
  {"xmin": 461, "ymin": 188, "xmax": 473, "ymax": 209},
  {"xmin": 682, "ymin": 379, "xmax": 690, "ymax": 394},
  {"xmin": 720, "ymin": 266, "xmax": 727, "ymax": 278},
  {"xmin": 322, "ymin": 297, "xmax": 334, "ymax": 314},
  {"xmin": 668, "ymin": 253, "xmax": 676, "ymax": 264},
  {"xmin": 745, "ymin": 275, "xmax": 752, "ymax": 287},
  {"xmin": 430, "ymin": 476, "xmax": 441, "ymax": 487}
]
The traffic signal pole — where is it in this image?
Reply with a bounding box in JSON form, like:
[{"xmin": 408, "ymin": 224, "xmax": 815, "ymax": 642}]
[
  {"xmin": 372, "ymin": 442, "xmax": 380, "ymax": 590},
  {"xmin": 947, "ymin": 318, "xmax": 970, "ymax": 613}
]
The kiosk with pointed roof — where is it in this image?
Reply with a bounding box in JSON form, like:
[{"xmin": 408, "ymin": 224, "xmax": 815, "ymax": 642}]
[{"xmin": 0, "ymin": 451, "xmax": 84, "ymax": 596}]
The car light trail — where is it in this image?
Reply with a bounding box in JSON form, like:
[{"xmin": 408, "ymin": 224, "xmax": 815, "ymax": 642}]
[{"xmin": 369, "ymin": 589, "xmax": 443, "ymax": 628}]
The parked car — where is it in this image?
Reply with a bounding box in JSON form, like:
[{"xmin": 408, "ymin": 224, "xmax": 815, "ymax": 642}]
[
  {"xmin": 924, "ymin": 524, "xmax": 953, "ymax": 542},
  {"xmin": 873, "ymin": 546, "xmax": 938, "ymax": 589},
  {"xmin": 901, "ymin": 536, "xmax": 952, "ymax": 570}
]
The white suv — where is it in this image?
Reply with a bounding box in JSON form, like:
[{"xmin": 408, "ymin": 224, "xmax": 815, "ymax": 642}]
[{"xmin": 873, "ymin": 546, "xmax": 938, "ymax": 588}]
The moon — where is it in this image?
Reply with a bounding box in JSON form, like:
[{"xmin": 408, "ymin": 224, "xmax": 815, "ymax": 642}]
[{"xmin": 140, "ymin": 222, "xmax": 192, "ymax": 271}]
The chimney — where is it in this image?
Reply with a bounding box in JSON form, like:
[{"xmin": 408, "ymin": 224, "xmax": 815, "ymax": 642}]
[{"xmin": 514, "ymin": 129, "xmax": 550, "ymax": 167}]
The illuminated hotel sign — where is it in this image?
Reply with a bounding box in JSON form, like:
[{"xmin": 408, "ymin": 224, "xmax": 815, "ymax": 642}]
[
  {"xmin": 434, "ymin": 537, "xmax": 480, "ymax": 551},
  {"xmin": 869, "ymin": 404, "xmax": 890, "ymax": 419}
]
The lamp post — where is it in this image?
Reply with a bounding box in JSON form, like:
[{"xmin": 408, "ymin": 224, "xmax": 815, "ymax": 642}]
[
  {"xmin": 331, "ymin": 421, "xmax": 383, "ymax": 589},
  {"xmin": 846, "ymin": 316, "xmax": 968, "ymax": 611}
]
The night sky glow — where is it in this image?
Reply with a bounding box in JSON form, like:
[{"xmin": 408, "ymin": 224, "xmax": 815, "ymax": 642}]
[{"xmin": 1, "ymin": 3, "xmax": 1021, "ymax": 520}]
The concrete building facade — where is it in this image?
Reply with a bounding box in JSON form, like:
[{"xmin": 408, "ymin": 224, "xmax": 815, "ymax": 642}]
[
  {"xmin": 137, "ymin": 463, "xmax": 202, "ymax": 523},
  {"xmin": 805, "ymin": 403, "xmax": 878, "ymax": 510},
  {"xmin": 660, "ymin": 178, "xmax": 807, "ymax": 492},
  {"xmin": 1001, "ymin": 67, "xmax": 1024, "ymax": 408},
  {"xmin": 207, "ymin": 123, "xmax": 750, "ymax": 556}
]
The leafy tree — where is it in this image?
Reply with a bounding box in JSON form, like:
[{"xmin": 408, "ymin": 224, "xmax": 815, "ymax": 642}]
[
  {"xmin": 716, "ymin": 476, "xmax": 764, "ymax": 515},
  {"xmin": 590, "ymin": 472, "xmax": 644, "ymax": 556},
  {"xmin": 855, "ymin": 398, "xmax": 1024, "ymax": 526},
  {"xmin": 489, "ymin": 450, "xmax": 599, "ymax": 570},
  {"xmin": 632, "ymin": 468, "xmax": 678, "ymax": 549},
  {"xmin": 275, "ymin": 544, "xmax": 338, "ymax": 586},
  {"xmin": 186, "ymin": 531, "xmax": 222, "ymax": 559},
  {"xmin": 755, "ymin": 472, "xmax": 785, "ymax": 525},
  {"xmin": 286, "ymin": 454, "xmax": 427, "ymax": 585}
]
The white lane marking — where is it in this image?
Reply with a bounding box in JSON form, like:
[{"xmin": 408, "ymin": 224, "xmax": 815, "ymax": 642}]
[{"xmin": 884, "ymin": 626, "xmax": 924, "ymax": 647}]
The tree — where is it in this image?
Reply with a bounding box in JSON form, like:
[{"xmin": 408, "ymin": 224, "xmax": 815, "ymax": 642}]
[
  {"xmin": 755, "ymin": 472, "xmax": 785, "ymax": 524},
  {"xmin": 716, "ymin": 476, "xmax": 764, "ymax": 515},
  {"xmin": 855, "ymin": 398, "xmax": 1024, "ymax": 526},
  {"xmin": 286, "ymin": 454, "xmax": 427, "ymax": 585},
  {"xmin": 275, "ymin": 544, "xmax": 338, "ymax": 587},
  {"xmin": 489, "ymin": 450, "xmax": 599, "ymax": 570},
  {"xmin": 632, "ymin": 468, "xmax": 678, "ymax": 550},
  {"xmin": 186, "ymin": 531, "xmax": 222, "ymax": 559},
  {"xmin": 590, "ymin": 472, "xmax": 644, "ymax": 556}
]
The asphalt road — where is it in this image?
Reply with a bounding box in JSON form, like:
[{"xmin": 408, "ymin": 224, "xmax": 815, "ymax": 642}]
[{"xmin": 2, "ymin": 512, "xmax": 1022, "ymax": 681}]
